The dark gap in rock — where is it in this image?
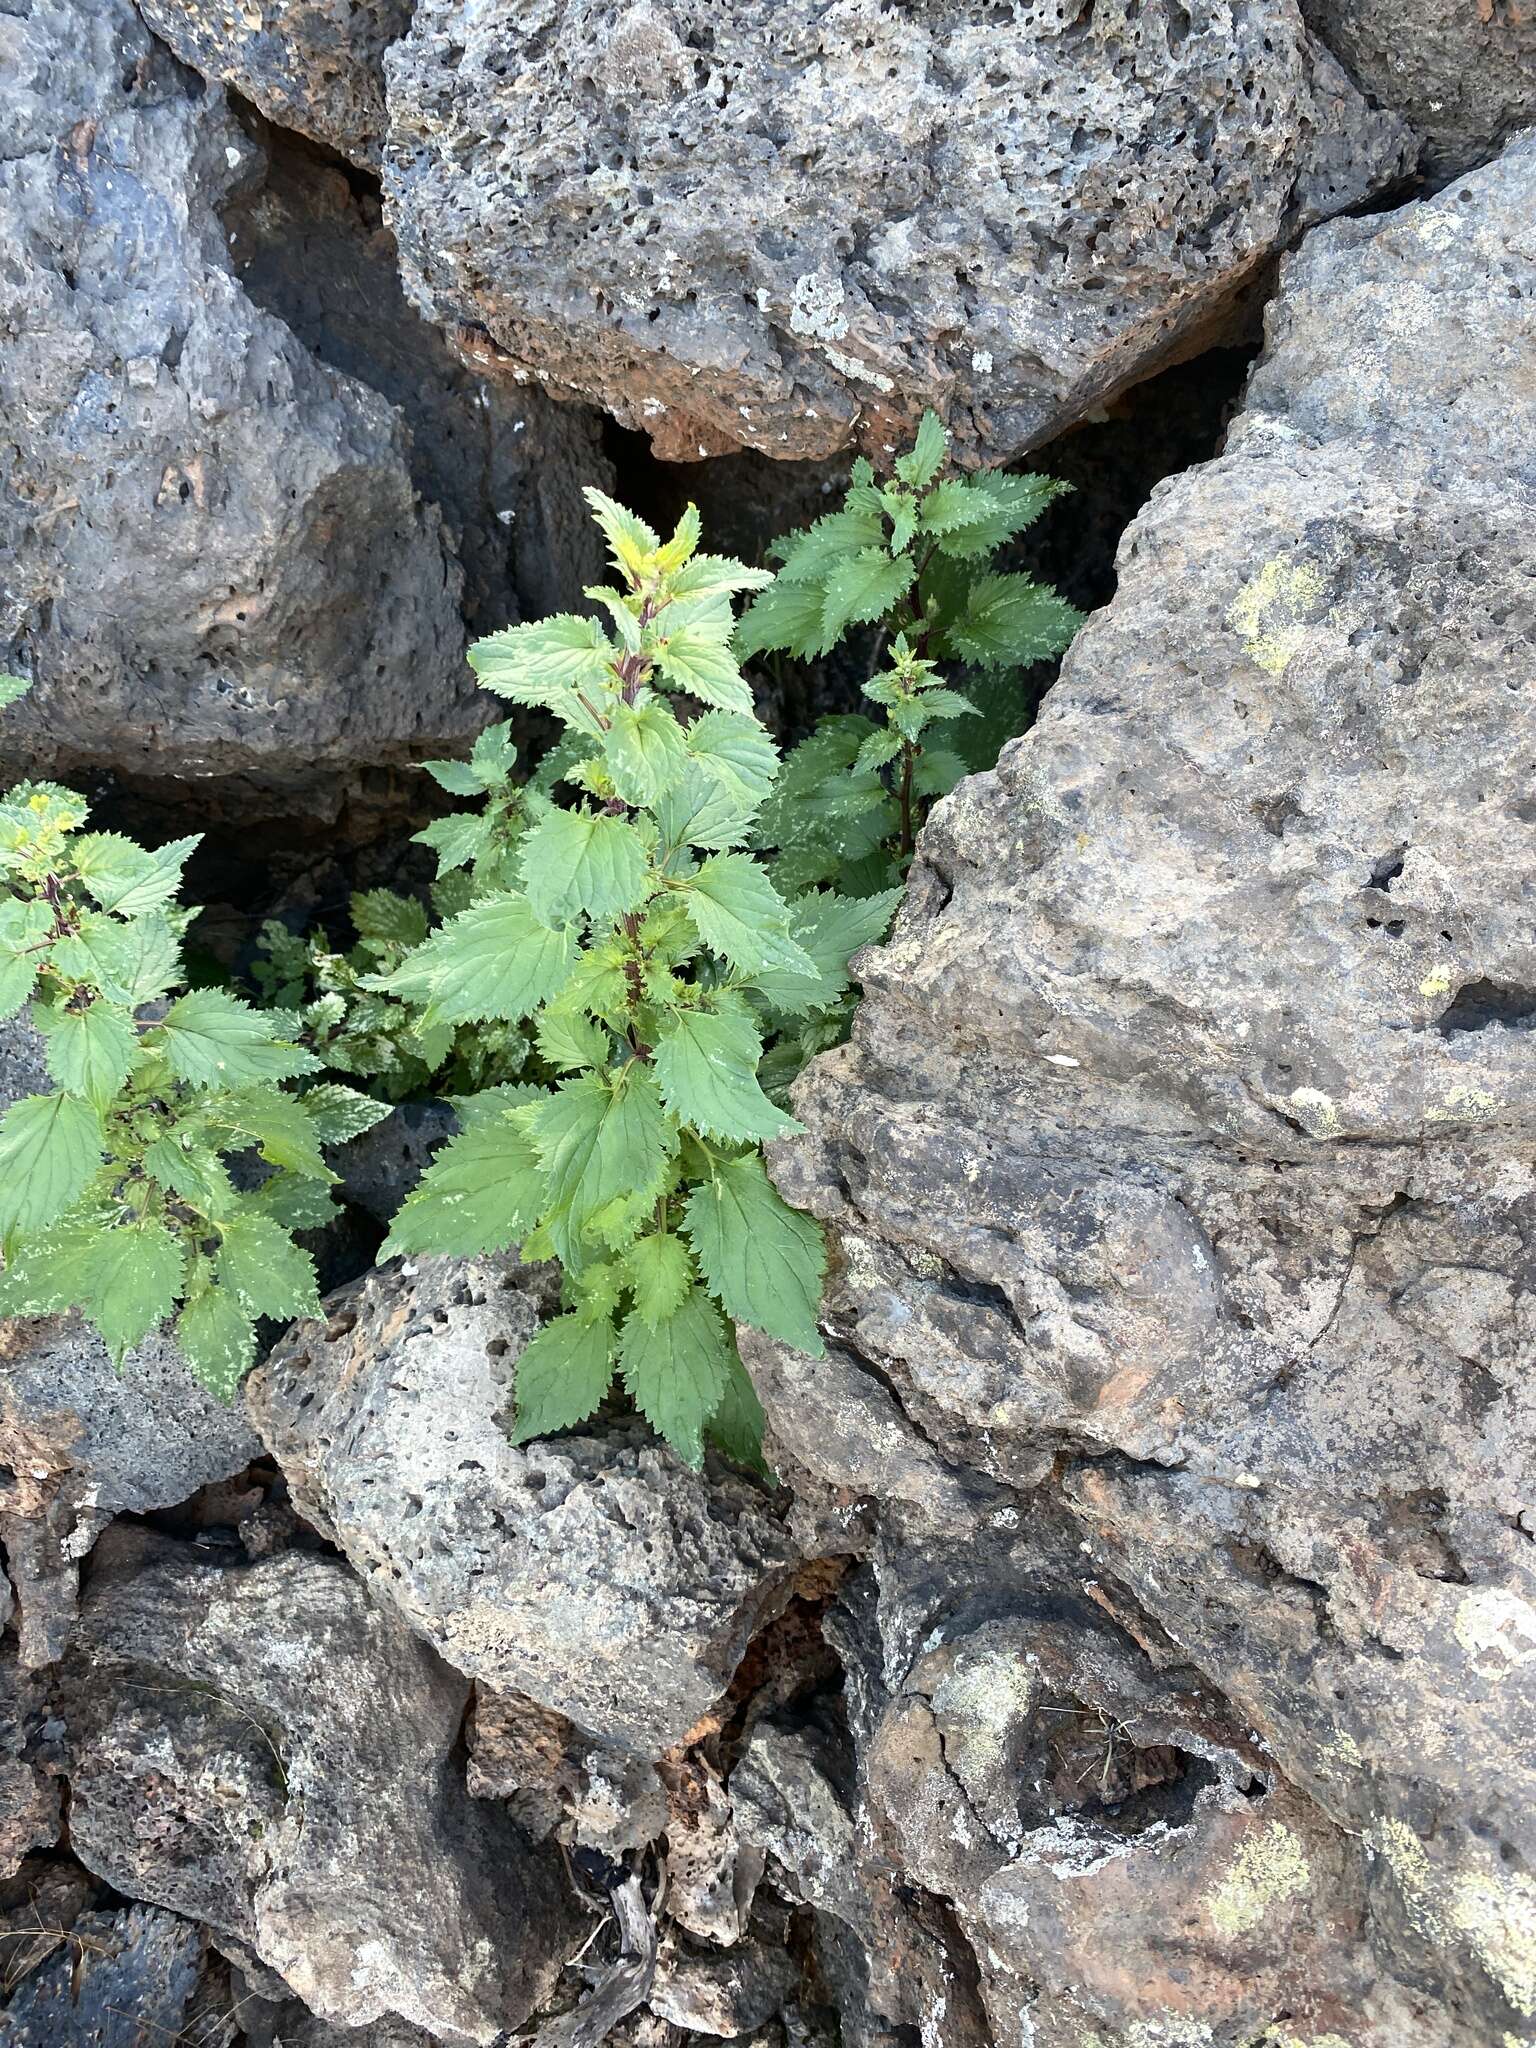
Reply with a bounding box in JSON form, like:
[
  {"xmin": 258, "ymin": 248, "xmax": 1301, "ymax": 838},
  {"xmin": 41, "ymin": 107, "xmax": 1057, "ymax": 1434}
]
[
  {"xmin": 1436, "ymin": 978, "xmax": 1536, "ymax": 1035},
  {"xmin": 1367, "ymin": 846, "xmax": 1407, "ymax": 889}
]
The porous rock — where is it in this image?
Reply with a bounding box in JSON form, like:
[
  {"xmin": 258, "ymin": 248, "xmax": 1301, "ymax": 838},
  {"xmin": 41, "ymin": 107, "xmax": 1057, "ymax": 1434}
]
[
  {"xmin": 62, "ymin": 1529, "xmax": 580, "ymax": 2041},
  {"xmin": 0, "ymin": 0, "xmax": 479, "ymax": 805},
  {"xmin": 0, "ymin": 1899, "xmax": 207, "ymax": 2048},
  {"xmin": 248, "ymin": 1256, "xmax": 799, "ymax": 1757},
  {"xmin": 765, "ymin": 138, "xmax": 1536, "ymax": 2040},
  {"xmin": 383, "ymin": 0, "xmax": 1411, "ymax": 464},
  {"xmin": 1304, "ymin": 0, "xmax": 1536, "ymax": 182},
  {"xmin": 136, "ymin": 0, "xmax": 410, "ymax": 167}
]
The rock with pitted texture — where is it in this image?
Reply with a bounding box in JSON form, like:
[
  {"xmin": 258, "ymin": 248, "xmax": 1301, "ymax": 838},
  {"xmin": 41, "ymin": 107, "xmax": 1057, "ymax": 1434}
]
[
  {"xmin": 382, "ymin": 0, "xmax": 1410, "ymax": 465},
  {"xmin": 248, "ymin": 1256, "xmax": 798, "ymax": 1757},
  {"xmin": 762, "ymin": 138, "xmax": 1536, "ymax": 2041},
  {"xmin": 62, "ymin": 1529, "xmax": 581, "ymax": 2041},
  {"xmin": 1304, "ymin": 0, "xmax": 1536, "ymax": 182},
  {"xmin": 0, "ymin": 0, "xmax": 479, "ymax": 807}
]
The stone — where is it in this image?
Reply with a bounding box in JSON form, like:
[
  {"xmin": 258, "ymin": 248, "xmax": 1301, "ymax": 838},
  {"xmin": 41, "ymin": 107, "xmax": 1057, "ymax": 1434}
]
[
  {"xmin": 647, "ymin": 1927, "xmax": 798, "ymax": 2036},
  {"xmin": 0, "ymin": 1899, "xmax": 208, "ymax": 2047},
  {"xmin": 0, "ymin": 1657, "xmax": 61, "ymax": 1878},
  {"xmin": 248, "ymin": 1256, "xmax": 799, "ymax": 1757},
  {"xmin": 1304, "ymin": 0, "xmax": 1536, "ymax": 182},
  {"xmin": 63, "ymin": 1529, "xmax": 581, "ymax": 2041},
  {"xmin": 765, "ymin": 136, "xmax": 1536, "ymax": 2042},
  {"xmin": 136, "ymin": 0, "xmax": 410, "ymax": 167},
  {"xmin": 383, "ymin": 0, "xmax": 1411, "ymax": 466},
  {"xmin": 0, "ymin": 1314, "xmax": 259, "ymax": 1667},
  {"xmin": 225, "ymin": 138, "xmax": 614, "ymax": 633},
  {"xmin": 0, "ymin": 1018, "xmax": 49, "ymax": 1113},
  {"xmin": 0, "ymin": 0, "xmax": 479, "ymax": 807}
]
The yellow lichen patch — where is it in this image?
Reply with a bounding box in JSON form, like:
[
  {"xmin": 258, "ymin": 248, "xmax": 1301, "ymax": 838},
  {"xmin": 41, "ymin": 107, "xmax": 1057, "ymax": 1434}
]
[
  {"xmin": 1264, "ymin": 2032, "xmax": 1354, "ymax": 2048},
  {"xmin": 1450, "ymin": 1870, "xmax": 1536, "ymax": 2017},
  {"xmin": 1203, "ymin": 1821, "xmax": 1311, "ymax": 1936},
  {"xmin": 1420, "ymin": 966, "xmax": 1454, "ymax": 997},
  {"xmin": 1230, "ymin": 559, "xmax": 1327, "ymax": 675}
]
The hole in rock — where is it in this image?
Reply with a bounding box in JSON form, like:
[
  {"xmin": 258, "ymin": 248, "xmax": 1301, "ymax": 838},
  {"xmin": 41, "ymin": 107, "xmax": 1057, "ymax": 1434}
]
[{"xmin": 1437, "ymin": 979, "xmax": 1536, "ymax": 1035}]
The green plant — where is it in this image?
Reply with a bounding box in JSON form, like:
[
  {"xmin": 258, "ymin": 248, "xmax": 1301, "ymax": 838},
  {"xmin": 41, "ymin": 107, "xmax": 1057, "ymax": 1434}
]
[
  {"xmin": 372, "ymin": 492, "xmax": 899, "ymax": 1470},
  {"xmin": 0, "ymin": 677, "xmax": 389, "ymax": 1391}
]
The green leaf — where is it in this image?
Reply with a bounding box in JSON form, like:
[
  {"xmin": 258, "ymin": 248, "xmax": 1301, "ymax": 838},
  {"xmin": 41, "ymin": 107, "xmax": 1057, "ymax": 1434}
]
[
  {"xmin": 143, "ymin": 1134, "xmax": 237, "ymax": 1213},
  {"xmin": 937, "ymin": 573, "xmax": 1083, "ymax": 671},
  {"xmin": 734, "ymin": 579, "xmax": 829, "ymax": 663},
  {"xmin": 654, "ymin": 1006, "xmax": 800, "ymax": 1144},
  {"xmin": 706, "ymin": 1342, "xmax": 772, "ymax": 1477},
  {"xmin": 656, "ymin": 623, "xmax": 755, "ymax": 714},
  {"xmin": 518, "ymin": 808, "xmax": 651, "ymax": 927},
  {"xmin": 79, "ymin": 1217, "xmax": 186, "ymax": 1363},
  {"xmin": 583, "ymin": 487, "xmax": 659, "ymax": 579},
  {"xmin": 623, "ymin": 1231, "xmax": 695, "ymax": 1326},
  {"xmin": 215, "ymin": 1209, "xmax": 321, "ymax": 1322},
  {"xmin": 670, "ymin": 556, "xmax": 775, "ymax": 601},
  {"xmin": 682, "ymin": 854, "xmax": 816, "ymax": 979},
  {"xmin": 0, "ymin": 1092, "xmax": 103, "ymax": 1236},
  {"xmin": 177, "ymin": 1284, "xmax": 257, "ymax": 1400},
  {"xmin": 248, "ymin": 1169, "xmax": 336, "ymax": 1231},
  {"xmin": 470, "ymin": 720, "xmax": 518, "ymax": 787},
  {"xmin": 531, "ymin": 1069, "xmax": 673, "ymax": 1244},
  {"xmin": 773, "ymin": 504, "xmax": 885, "ymax": 586},
  {"xmin": 38, "ymin": 999, "xmax": 138, "ymax": 1107},
  {"xmin": 0, "ymin": 674, "xmax": 31, "ymax": 709},
  {"xmin": 926, "ymin": 470, "xmax": 1070, "ymax": 560},
  {"xmin": 350, "ymin": 889, "xmax": 430, "ymax": 946},
  {"xmin": 413, "ymin": 811, "xmax": 491, "ymax": 874},
  {"xmin": 300, "ymin": 1083, "xmax": 395, "ymax": 1146},
  {"xmin": 508, "ymin": 1311, "xmax": 617, "ymax": 1442},
  {"xmin": 156, "ymin": 990, "xmax": 319, "ymax": 1089},
  {"xmin": 820, "ymin": 550, "xmax": 916, "ymax": 650},
  {"xmin": 753, "ymin": 888, "xmax": 902, "ymax": 1013},
  {"xmin": 618, "ymin": 1286, "xmax": 732, "ymax": 1468},
  {"xmin": 603, "ymin": 700, "xmax": 688, "ymax": 806},
  {"xmin": 393, "ymin": 893, "xmax": 577, "ymax": 1027},
  {"xmin": 654, "ymin": 762, "xmax": 761, "ymax": 855},
  {"xmin": 853, "ymin": 727, "xmax": 902, "ymax": 773},
  {"xmin": 895, "ymin": 409, "xmax": 948, "ymax": 490},
  {"xmin": 190, "ymin": 1085, "xmax": 331, "ymax": 1180},
  {"xmin": 0, "ymin": 897, "xmax": 49, "ymax": 1018},
  {"xmin": 70, "ymin": 831, "xmax": 201, "ymax": 919},
  {"xmin": 420, "ymin": 756, "xmax": 484, "ymax": 796},
  {"xmin": 51, "ymin": 910, "xmax": 182, "ymax": 1006},
  {"xmin": 380, "ymin": 1116, "xmax": 546, "ymax": 1259},
  {"xmin": 535, "ymin": 1007, "xmax": 612, "ymax": 1073},
  {"xmin": 684, "ymin": 1153, "xmax": 825, "ymax": 1355},
  {"xmin": 686, "ymin": 712, "xmax": 780, "ymax": 803},
  {"xmin": 470, "ymin": 617, "xmax": 614, "ymax": 719}
]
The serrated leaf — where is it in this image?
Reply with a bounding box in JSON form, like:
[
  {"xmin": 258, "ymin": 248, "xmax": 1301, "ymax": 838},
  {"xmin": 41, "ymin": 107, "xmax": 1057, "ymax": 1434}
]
[
  {"xmin": 734, "ymin": 579, "xmax": 828, "ymax": 663},
  {"xmin": 518, "ymin": 808, "xmax": 651, "ymax": 927},
  {"xmin": 583, "ymin": 487, "xmax": 659, "ymax": 578},
  {"xmin": 772, "ymin": 504, "xmax": 885, "ymax": 586},
  {"xmin": 420, "ymin": 757, "xmax": 484, "ymax": 796},
  {"xmin": 391, "ymin": 893, "xmax": 577, "ymax": 1027},
  {"xmin": 0, "ymin": 897, "xmax": 49, "ymax": 1018},
  {"xmin": 380, "ymin": 1118, "xmax": 546, "ymax": 1259},
  {"xmin": 52, "ymin": 910, "xmax": 182, "ymax": 1006},
  {"xmin": 657, "ymin": 624, "xmax": 755, "ymax": 714},
  {"xmin": 654, "ymin": 762, "xmax": 761, "ymax": 854},
  {"xmin": 470, "ymin": 720, "xmax": 518, "ymax": 787},
  {"xmin": 604, "ymin": 700, "xmax": 688, "ymax": 806},
  {"xmin": 0, "ymin": 1091, "xmax": 103, "ymax": 1235},
  {"xmin": 143, "ymin": 1134, "xmax": 237, "ymax": 1213},
  {"xmin": 81, "ymin": 1217, "xmax": 186, "ymax": 1363},
  {"xmin": 215, "ymin": 1209, "xmax": 321, "ymax": 1322},
  {"xmin": 752, "ymin": 887, "xmax": 902, "ymax": 1014},
  {"xmin": 531, "ymin": 1069, "xmax": 673, "ymax": 1246},
  {"xmin": 624, "ymin": 1231, "xmax": 694, "ymax": 1326},
  {"xmin": 300, "ymin": 1083, "xmax": 394, "ymax": 1146},
  {"xmin": 508, "ymin": 1311, "xmax": 617, "ymax": 1443},
  {"xmin": 450, "ymin": 1081, "xmax": 548, "ymax": 1130},
  {"xmin": 71, "ymin": 832, "xmax": 201, "ymax": 919},
  {"xmin": 820, "ymin": 549, "xmax": 916, "ymax": 649},
  {"xmin": 156, "ymin": 990, "xmax": 318, "ymax": 1089},
  {"xmin": 350, "ymin": 890, "xmax": 430, "ymax": 946},
  {"xmin": 39, "ymin": 999, "xmax": 138, "ymax": 1107},
  {"xmin": 470, "ymin": 616, "xmax": 614, "ymax": 722},
  {"xmin": 895, "ymin": 409, "xmax": 948, "ymax": 490},
  {"xmin": 853, "ymin": 728, "xmax": 903, "ymax": 773},
  {"xmin": 654, "ymin": 1006, "xmax": 800, "ymax": 1144},
  {"xmin": 413, "ymin": 811, "xmax": 491, "ymax": 875},
  {"xmin": 189, "ymin": 1085, "xmax": 331, "ymax": 1180},
  {"xmin": 618, "ymin": 1285, "xmax": 732, "ymax": 1468},
  {"xmin": 535, "ymin": 1006, "xmax": 612, "ymax": 1072},
  {"xmin": 670, "ymin": 555, "xmax": 775, "ymax": 600},
  {"xmin": 686, "ymin": 711, "xmax": 780, "ymax": 803},
  {"xmin": 682, "ymin": 854, "xmax": 816, "ymax": 979},
  {"xmin": 706, "ymin": 1341, "xmax": 772, "ymax": 1477},
  {"xmin": 684, "ymin": 1153, "xmax": 825, "ymax": 1355},
  {"xmin": 177, "ymin": 1284, "xmax": 257, "ymax": 1401},
  {"xmin": 938, "ymin": 572, "xmax": 1083, "ymax": 671},
  {"xmin": 248, "ymin": 1170, "xmax": 337, "ymax": 1231}
]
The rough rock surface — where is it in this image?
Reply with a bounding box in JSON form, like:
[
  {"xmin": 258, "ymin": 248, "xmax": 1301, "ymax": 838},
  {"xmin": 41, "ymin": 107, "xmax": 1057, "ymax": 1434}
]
[
  {"xmin": 226, "ymin": 139, "xmax": 613, "ymax": 631},
  {"xmin": 63, "ymin": 1530, "xmax": 581, "ymax": 2040},
  {"xmin": 137, "ymin": 0, "xmax": 410, "ymax": 167},
  {"xmin": 1305, "ymin": 0, "xmax": 1536, "ymax": 181},
  {"xmin": 248, "ymin": 1257, "xmax": 799, "ymax": 1756},
  {"xmin": 763, "ymin": 138, "xmax": 1536, "ymax": 2041},
  {"xmin": 0, "ymin": 0, "xmax": 479, "ymax": 802},
  {"xmin": 383, "ymin": 0, "xmax": 1411, "ymax": 464}
]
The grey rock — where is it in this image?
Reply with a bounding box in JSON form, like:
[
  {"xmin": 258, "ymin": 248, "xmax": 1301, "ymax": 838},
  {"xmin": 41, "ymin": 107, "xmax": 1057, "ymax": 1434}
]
[
  {"xmin": 0, "ymin": 1315, "xmax": 259, "ymax": 1666},
  {"xmin": 0, "ymin": 1900, "xmax": 207, "ymax": 2047},
  {"xmin": 1304, "ymin": 0, "xmax": 1536, "ymax": 181},
  {"xmin": 136, "ymin": 0, "xmax": 410, "ymax": 166},
  {"xmin": 647, "ymin": 1931, "xmax": 798, "ymax": 2036},
  {"xmin": 225, "ymin": 139, "xmax": 613, "ymax": 632},
  {"xmin": 766, "ymin": 137, "xmax": 1536, "ymax": 2042},
  {"xmin": 248, "ymin": 1257, "xmax": 799, "ymax": 1757},
  {"xmin": 383, "ymin": 0, "xmax": 1411, "ymax": 465},
  {"xmin": 63, "ymin": 1529, "xmax": 580, "ymax": 2040},
  {"xmin": 236, "ymin": 1981, "xmax": 443, "ymax": 2048},
  {"xmin": 0, "ymin": 0, "xmax": 480, "ymax": 806},
  {"xmin": 0, "ymin": 1654, "xmax": 61, "ymax": 1878},
  {"xmin": 0, "ymin": 1017, "xmax": 49, "ymax": 1112},
  {"xmin": 329, "ymin": 1099, "xmax": 459, "ymax": 1225}
]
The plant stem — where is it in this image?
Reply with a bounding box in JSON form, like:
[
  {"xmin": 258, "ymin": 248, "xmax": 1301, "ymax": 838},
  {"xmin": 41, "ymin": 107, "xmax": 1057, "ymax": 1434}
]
[{"xmin": 898, "ymin": 739, "xmax": 916, "ymax": 859}]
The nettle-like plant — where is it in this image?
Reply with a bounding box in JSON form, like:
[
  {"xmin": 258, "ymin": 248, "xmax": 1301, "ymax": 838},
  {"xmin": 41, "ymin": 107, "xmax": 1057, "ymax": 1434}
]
[
  {"xmin": 0, "ymin": 676, "xmax": 389, "ymax": 1390},
  {"xmin": 373, "ymin": 492, "xmax": 903, "ymax": 1470}
]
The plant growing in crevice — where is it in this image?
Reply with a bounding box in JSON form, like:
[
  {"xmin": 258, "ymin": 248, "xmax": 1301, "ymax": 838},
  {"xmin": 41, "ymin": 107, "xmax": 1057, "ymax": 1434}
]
[{"xmin": 0, "ymin": 675, "xmax": 390, "ymax": 1391}]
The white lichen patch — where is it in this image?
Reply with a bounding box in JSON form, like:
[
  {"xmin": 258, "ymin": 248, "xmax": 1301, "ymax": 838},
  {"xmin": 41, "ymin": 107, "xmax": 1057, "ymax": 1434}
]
[
  {"xmin": 1453, "ymin": 1587, "xmax": 1536, "ymax": 1680},
  {"xmin": 1450, "ymin": 1869, "xmax": 1536, "ymax": 2017},
  {"xmin": 1287, "ymin": 1086, "xmax": 1341, "ymax": 1136},
  {"xmin": 822, "ymin": 343, "xmax": 895, "ymax": 393},
  {"xmin": 1203, "ymin": 1821, "xmax": 1311, "ymax": 1936},
  {"xmin": 788, "ymin": 271, "xmax": 849, "ymax": 341},
  {"xmin": 1229, "ymin": 558, "xmax": 1326, "ymax": 676}
]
